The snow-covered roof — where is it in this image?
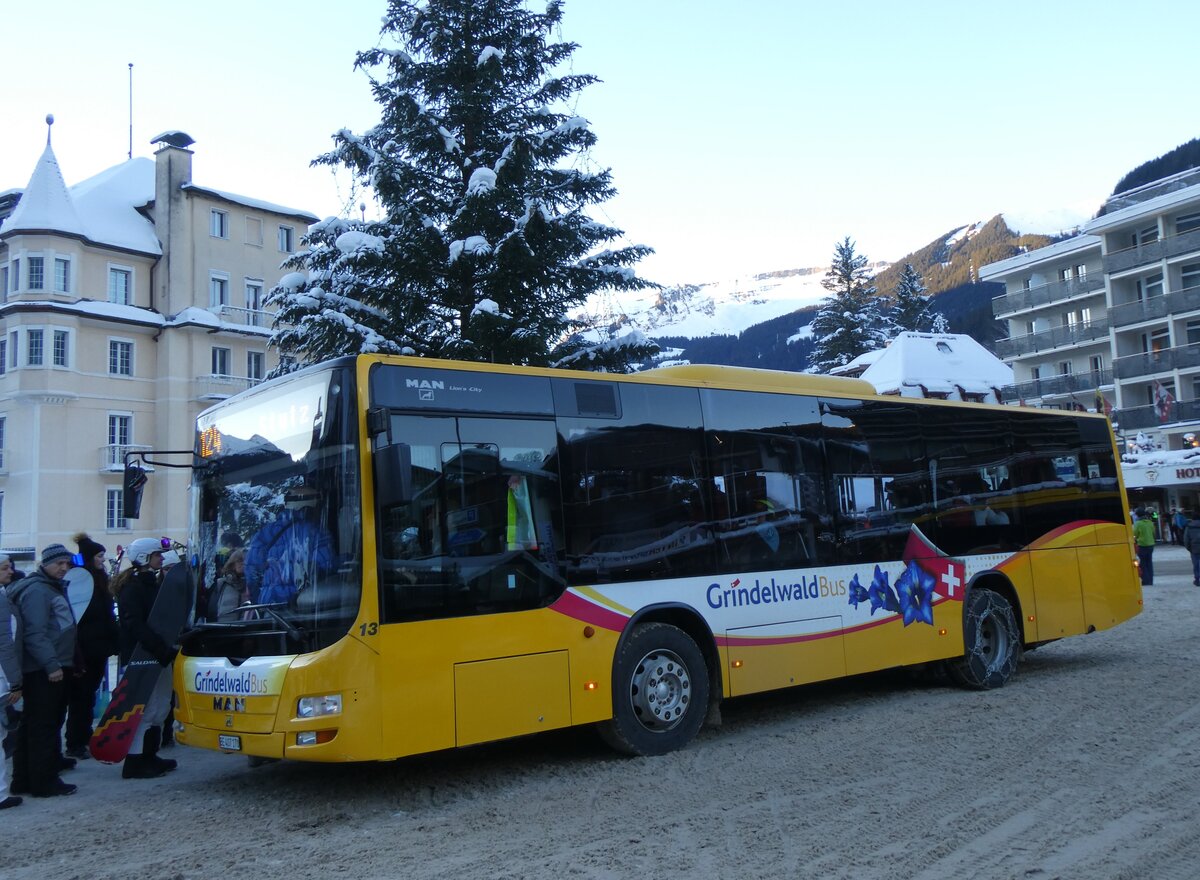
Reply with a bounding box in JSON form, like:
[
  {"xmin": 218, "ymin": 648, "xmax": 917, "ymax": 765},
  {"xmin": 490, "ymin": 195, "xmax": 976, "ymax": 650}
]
[
  {"xmin": 830, "ymin": 347, "xmax": 884, "ymax": 377},
  {"xmin": 1084, "ymin": 179, "xmax": 1200, "ymax": 233},
  {"xmin": 0, "ymin": 148, "xmax": 160, "ymax": 255},
  {"xmin": 1, "ymin": 142, "xmax": 85, "ymax": 239},
  {"xmin": 181, "ymin": 184, "xmax": 318, "ymax": 223},
  {"xmin": 857, "ymin": 332, "xmax": 1013, "ymax": 396},
  {"xmin": 978, "ymin": 233, "xmax": 1100, "ymax": 280}
]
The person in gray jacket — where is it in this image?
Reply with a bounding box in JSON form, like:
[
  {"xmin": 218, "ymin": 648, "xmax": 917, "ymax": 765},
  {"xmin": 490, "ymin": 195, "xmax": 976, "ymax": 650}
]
[
  {"xmin": 0, "ymin": 560, "xmax": 23, "ymax": 808},
  {"xmin": 1183, "ymin": 511, "xmax": 1200, "ymax": 587},
  {"xmin": 7, "ymin": 544, "xmax": 78, "ymax": 798}
]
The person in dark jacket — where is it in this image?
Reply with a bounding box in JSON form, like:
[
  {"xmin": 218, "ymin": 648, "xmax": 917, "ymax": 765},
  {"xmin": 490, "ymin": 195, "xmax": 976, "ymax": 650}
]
[
  {"xmin": 1183, "ymin": 511, "xmax": 1200, "ymax": 587},
  {"xmin": 8, "ymin": 544, "xmax": 78, "ymax": 798},
  {"xmin": 0, "ymin": 554, "xmax": 25, "ymax": 764},
  {"xmin": 1, "ymin": 559, "xmax": 24, "ymax": 808},
  {"xmin": 64, "ymin": 534, "xmax": 120, "ymax": 759},
  {"xmin": 110, "ymin": 537, "xmax": 179, "ymax": 779}
]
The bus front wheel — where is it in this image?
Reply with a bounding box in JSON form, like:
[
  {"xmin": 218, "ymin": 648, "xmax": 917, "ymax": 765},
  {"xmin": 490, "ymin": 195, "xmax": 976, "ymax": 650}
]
[
  {"xmin": 598, "ymin": 622, "xmax": 709, "ymax": 756},
  {"xmin": 949, "ymin": 587, "xmax": 1021, "ymax": 689}
]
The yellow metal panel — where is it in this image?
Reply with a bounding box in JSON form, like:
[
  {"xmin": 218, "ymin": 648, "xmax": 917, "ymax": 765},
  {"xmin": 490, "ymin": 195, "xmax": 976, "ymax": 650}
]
[
  {"xmin": 1081, "ymin": 539, "xmax": 1142, "ymax": 632},
  {"xmin": 454, "ymin": 651, "xmax": 571, "ymax": 746},
  {"xmin": 1030, "ymin": 548, "xmax": 1085, "ymax": 638},
  {"xmin": 726, "ymin": 617, "xmax": 844, "ymax": 696},
  {"xmin": 1001, "ymin": 551, "xmax": 1040, "ymax": 642}
]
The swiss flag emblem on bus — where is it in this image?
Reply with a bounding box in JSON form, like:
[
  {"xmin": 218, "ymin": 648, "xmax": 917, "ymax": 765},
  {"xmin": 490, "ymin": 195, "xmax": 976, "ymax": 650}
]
[{"xmin": 901, "ymin": 527, "xmax": 965, "ymax": 602}]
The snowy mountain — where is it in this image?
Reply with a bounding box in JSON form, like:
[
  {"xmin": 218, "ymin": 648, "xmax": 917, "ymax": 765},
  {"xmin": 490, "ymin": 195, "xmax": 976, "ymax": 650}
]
[{"xmin": 584, "ymin": 263, "xmax": 888, "ymax": 342}]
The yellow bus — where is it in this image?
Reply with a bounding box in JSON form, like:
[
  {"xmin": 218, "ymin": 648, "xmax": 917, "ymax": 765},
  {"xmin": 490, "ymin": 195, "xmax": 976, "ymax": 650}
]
[{"xmin": 169, "ymin": 355, "xmax": 1142, "ymax": 761}]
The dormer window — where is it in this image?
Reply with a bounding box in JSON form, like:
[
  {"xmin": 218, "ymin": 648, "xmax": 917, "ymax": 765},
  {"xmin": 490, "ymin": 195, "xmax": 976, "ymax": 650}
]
[{"xmin": 936, "ymin": 341, "xmax": 952, "ymax": 354}]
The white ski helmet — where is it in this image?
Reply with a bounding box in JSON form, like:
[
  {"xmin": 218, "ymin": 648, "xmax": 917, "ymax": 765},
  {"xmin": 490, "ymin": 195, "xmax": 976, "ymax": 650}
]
[{"xmin": 127, "ymin": 537, "xmax": 165, "ymax": 567}]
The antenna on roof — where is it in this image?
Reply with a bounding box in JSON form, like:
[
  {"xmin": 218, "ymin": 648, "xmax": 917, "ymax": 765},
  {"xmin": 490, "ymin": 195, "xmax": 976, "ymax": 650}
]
[
  {"xmin": 128, "ymin": 63, "xmax": 134, "ymax": 160},
  {"xmin": 46, "ymin": 113, "xmax": 54, "ymax": 145}
]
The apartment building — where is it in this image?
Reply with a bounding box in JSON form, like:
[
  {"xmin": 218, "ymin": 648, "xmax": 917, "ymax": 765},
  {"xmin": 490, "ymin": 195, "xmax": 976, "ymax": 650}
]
[
  {"xmin": 0, "ymin": 127, "xmax": 317, "ymax": 562},
  {"xmin": 983, "ymin": 167, "xmax": 1200, "ymax": 512}
]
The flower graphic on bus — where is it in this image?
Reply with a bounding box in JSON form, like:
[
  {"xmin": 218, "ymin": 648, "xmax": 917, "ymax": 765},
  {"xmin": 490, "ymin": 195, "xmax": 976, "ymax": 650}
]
[
  {"xmin": 895, "ymin": 559, "xmax": 935, "ymax": 627},
  {"xmin": 867, "ymin": 564, "xmax": 899, "ymax": 616},
  {"xmin": 847, "ymin": 573, "xmax": 869, "ymax": 609}
]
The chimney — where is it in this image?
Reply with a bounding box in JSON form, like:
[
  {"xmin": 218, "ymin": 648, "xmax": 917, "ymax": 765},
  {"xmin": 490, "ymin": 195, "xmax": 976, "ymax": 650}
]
[{"xmin": 150, "ymin": 131, "xmax": 195, "ymax": 316}]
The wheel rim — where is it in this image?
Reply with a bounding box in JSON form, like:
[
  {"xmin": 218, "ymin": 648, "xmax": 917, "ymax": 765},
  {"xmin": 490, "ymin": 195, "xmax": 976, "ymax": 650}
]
[
  {"xmin": 627, "ymin": 648, "xmax": 692, "ymax": 733},
  {"xmin": 976, "ymin": 610, "xmax": 1009, "ymax": 670}
]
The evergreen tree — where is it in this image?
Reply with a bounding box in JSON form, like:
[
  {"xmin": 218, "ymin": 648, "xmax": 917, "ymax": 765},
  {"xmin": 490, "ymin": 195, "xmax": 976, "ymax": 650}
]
[
  {"xmin": 890, "ymin": 262, "xmax": 946, "ymax": 333},
  {"xmin": 268, "ymin": 0, "xmax": 657, "ymax": 373},
  {"xmin": 807, "ymin": 237, "xmax": 892, "ymax": 373}
]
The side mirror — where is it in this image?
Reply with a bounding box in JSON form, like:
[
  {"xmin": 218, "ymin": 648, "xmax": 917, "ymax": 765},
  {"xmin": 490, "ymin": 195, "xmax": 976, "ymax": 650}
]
[
  {"xmin": 374, "ymin": 442, "xmax": 413, "ymax": 508},
  {"xmin": 123, "ymin": 463, "xmax": 148, "ymax": 519}
]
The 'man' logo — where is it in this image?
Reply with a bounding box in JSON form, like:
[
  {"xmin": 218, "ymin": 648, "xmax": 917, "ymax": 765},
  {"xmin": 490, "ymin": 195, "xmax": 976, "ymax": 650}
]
[
  {"xmin": 406, "ymin": 379, "xmax": 445, "ymax": 390},
  {"xmin": 212, "ymin": 696, "xmax": 247, "ymax": 712}
]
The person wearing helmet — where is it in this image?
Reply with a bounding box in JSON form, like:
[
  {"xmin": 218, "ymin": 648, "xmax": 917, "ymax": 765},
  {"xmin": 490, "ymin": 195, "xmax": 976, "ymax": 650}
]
[
  {"xmin": 245, "ymin": 483, "xmax": 335, "ymax": 606},
  {"xmin": 109, "ymin": 537, "xmax": 179, "ymax": 779}
]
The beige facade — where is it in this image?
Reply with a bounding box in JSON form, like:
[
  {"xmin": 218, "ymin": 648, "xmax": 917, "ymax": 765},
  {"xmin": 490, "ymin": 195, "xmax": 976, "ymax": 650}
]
[{"xmin": 0, "ymin": 130, "xmax": 316, "ymax": 564}]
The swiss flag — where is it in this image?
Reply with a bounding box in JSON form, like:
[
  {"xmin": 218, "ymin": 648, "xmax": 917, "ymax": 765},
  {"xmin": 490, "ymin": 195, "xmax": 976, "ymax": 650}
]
[{"xmin": 902, "ymin": 526, "xmax": 965, "ymax": 602}]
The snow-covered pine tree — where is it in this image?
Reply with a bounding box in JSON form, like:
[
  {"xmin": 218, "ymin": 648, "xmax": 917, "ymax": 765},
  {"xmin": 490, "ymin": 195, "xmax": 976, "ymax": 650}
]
[
  {"xmin": 807, "ymin": 237, "xmax": 892, "ymax": 373},
  {"xmin": 268, "ymin": 0, "xmax": 657, "ymax": 373},
  {"xmin": 890, "ymin": 262, "xmax": 947, "ymax": 333}
]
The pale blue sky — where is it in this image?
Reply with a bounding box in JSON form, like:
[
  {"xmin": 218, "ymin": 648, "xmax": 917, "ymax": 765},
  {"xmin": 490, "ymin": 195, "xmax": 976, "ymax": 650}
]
[{"xmin": 3, "ymin": 0, "xmax": 1197, "ymax": 285}]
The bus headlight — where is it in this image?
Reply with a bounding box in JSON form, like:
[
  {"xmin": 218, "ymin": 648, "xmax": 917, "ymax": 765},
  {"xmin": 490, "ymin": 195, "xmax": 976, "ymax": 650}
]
[{"xmin": 297, "ymin": 694, "xmax": 342, "ymax": 718}]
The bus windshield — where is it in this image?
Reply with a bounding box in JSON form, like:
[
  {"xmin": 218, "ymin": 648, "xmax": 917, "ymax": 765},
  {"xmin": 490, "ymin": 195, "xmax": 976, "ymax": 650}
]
[{"xmin": 189, "ymin": 366, "xmax": 361, "ymax": 654}]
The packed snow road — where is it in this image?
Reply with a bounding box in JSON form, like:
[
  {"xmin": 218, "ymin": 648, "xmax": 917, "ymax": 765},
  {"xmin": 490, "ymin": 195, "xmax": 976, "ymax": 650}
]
[{"xmin": 9, "ymin": 547, "xmax": 1197, "ymax": 880}]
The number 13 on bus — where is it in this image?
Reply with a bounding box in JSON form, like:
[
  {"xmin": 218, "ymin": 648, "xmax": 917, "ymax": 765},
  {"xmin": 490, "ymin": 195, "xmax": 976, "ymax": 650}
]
[{"xmin": 162, "ymin": 354, "xmax": 1141, "ymax": 760}]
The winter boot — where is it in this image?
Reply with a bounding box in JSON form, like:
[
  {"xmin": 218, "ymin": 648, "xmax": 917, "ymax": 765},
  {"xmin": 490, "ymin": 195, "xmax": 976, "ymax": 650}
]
[
  {"xmin": 121, "ymin": 752, "xmax": 166, "ymax": 780},
  {"xmin": 144, "ymin": 726, "xmax": 177, "ymax": 773}
]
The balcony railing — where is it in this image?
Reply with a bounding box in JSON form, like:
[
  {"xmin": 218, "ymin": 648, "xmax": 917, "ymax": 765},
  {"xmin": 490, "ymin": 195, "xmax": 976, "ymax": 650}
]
[
  {"xmin": 1113, "ymin": 342, "xmax": 1200, "ymax": 380},
  {"xmin": 1109, "ymin": 283, "xmax": 1200, "ymax": 329},
  {"xmin": 992, "ymin": 275, "xmax": 1105, "ymax": 317},
  {"xmin": 1115, "ymin": 398, "xmax": 1200, "ymax": 431},
  {"xmin": 195, "ymin": 374, "xmax": 261, "ymax": 400},
  {"xmin": 214, "ymin": 305, "xmax": 272, "ymax": 329},
  {"xmin": 99, "ymin": 443, "xmax": 155, "ymax": 472},
  {"xmin": 1103, "ymin": 227, "xmax": 1200, "ymax": 275},
  {"xmin": 994, "ymin": 317, "xmax": 1110, "ymax": 359},
  {"xmin": 998, "ymin": 370, "xmax": 1112, "ymax": 404}
]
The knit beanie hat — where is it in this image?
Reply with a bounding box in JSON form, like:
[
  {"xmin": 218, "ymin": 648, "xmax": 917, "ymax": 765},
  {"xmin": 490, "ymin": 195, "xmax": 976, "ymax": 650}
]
[
  {"xmin": 75, "ymin": 532, "xmax": 106, "ymax": 563},
  {"xmin": 41, "ymin": 543, "xmax": 74, "ymax": 566}
]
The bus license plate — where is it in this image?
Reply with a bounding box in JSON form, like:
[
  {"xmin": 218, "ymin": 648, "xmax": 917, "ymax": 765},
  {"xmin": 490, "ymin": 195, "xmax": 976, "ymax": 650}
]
[{"xmin": 218, "ymin": 734, "xmax": 242, "ymax": 751}]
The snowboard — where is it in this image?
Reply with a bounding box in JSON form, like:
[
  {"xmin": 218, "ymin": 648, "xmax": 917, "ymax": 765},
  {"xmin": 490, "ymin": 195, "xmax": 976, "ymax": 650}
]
[
  {"xmin": 64, "ymin": 567, "xmax": 94, "ymax": 621},
  {"xmin": 89, "ymin": 562, "xmax": 194, "ymax": 763}
]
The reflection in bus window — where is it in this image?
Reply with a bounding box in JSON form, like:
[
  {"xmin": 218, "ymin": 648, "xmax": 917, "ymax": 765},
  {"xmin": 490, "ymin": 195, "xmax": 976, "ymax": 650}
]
[{"xmin": 378, "ymin": 416, "xmax": 564, "ymax": 622}]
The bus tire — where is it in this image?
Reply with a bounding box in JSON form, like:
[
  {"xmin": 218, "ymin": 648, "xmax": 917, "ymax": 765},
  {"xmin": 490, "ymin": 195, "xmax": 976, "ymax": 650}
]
[
  {"xmin": 598, "ymin": 622, "xmax": 709, "ymax": 756},
  {"xmin": 948, "ymin": 587, "xmax": 1021, "ymax": 689}
]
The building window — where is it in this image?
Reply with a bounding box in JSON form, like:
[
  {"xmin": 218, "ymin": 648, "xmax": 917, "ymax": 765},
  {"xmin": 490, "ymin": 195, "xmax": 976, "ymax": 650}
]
[
  {"xmin": 278, "ymin": 225, "xmax": 294, "ymax": 253},
  {"xmin": 210, "ymin": 274, "xmax": 230, "ymax": 308},
  {"xmin": 107, "ymin": 414, "xmax": 132, "ymax": 468},
  {"xmin": 1060, "ymin": 268, "xmax": 1071, "ymax": 283},
  {"xmin": 1057, "ymin": 361, "xmax": 1072, "ymax": 376},
  {"xmin": 211, "ymin": 209, "xmax": 229, "ymax": 239},
  {"xmin": 54, "ymin": 257, "xmax": 70, "ymax": 292},
  {"xmin": 1089, "ymin": 354, "xmax": 1104, "ymax": 374},
  {"xmin": 211, "ymin": 346, "xmax": 231, "ymax": 376},
  {"xmin": 245, "ymin": 281, "xmax": 263, "ymax": 326},
  {"xmin": 1135, "ymin": 225, "xmax": 1159, "ymax": 247},
  {"xmin": 27, "ymin": 329, "xmax": 43, "ymax": 366},
  {"xmin": 109, "ymin": 340, "xmax": 133, "ymax": 376},
  {"xmin": 0, "ymin": 339, "xmax": 5, "ymax": 375},
  {"xmin": 1075, "ymin": 264, "xmax": 1087, "ymax": 280},
  {"xmin": 1150, "ymin": 328, "xmax": 1170, "ymax": 353},
  {"xmin": 7, "ymin": 331, "xmax": 16, "ymax": 368},
  {"xmin": 10, "ymin": 259, "xmax": 18, "ymax": 293},
  {"xmin": 1188, "ymin": 320, "xmax": 1200, "ymax": 346},
  {"xmin": 247, "ymin": 351, "xmax": 264, "ymax": 382},
  {"xmin": 106, "ymin": 488, "xmax": 127, "ymax": 530},
  {"xmin": 108, "ymin": 267, "xmax": 132, "ymax": 304},
  {"xmin": 1176, "ymin": 212, "xmax": 1200, "ymax": 235},
  {"xmin": 0, "ymin": 415, "xmax": 6, "ymax": 470},
  {"xmin": 53, "ymin": 330, "xmax": 69, "ymax": 367},
  {"xmin": 1182, "ymin": 263, "xmax": 1200, "ymax": 292},
  {"xmin": 27, "ymin": 256, "xmax": 44, "ymax": 290},
  {"xmin": 245, "ymin": 216, "xmax": 263, "ymax": 246},
  {"xmin": 1021, "ymin": 277, "xmax": 1032, "ymax": 291},
  {"xmin": 1137, "ymin": 272, "xmax": 1164, "ymax": 301},
  {"xmin": 1, "ymin": 266, "xmax": 7, "ymax": 302}
]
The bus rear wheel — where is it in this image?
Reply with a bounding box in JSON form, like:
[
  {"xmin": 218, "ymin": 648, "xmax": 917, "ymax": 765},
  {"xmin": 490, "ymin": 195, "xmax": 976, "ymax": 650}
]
[
  {"xmin": 949, "ymin": 587, "xmax": 1021, "ymax": 689},
  {"xmin": 598, "ymin": 622, "xmax": 709, "ymax": 756}
]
